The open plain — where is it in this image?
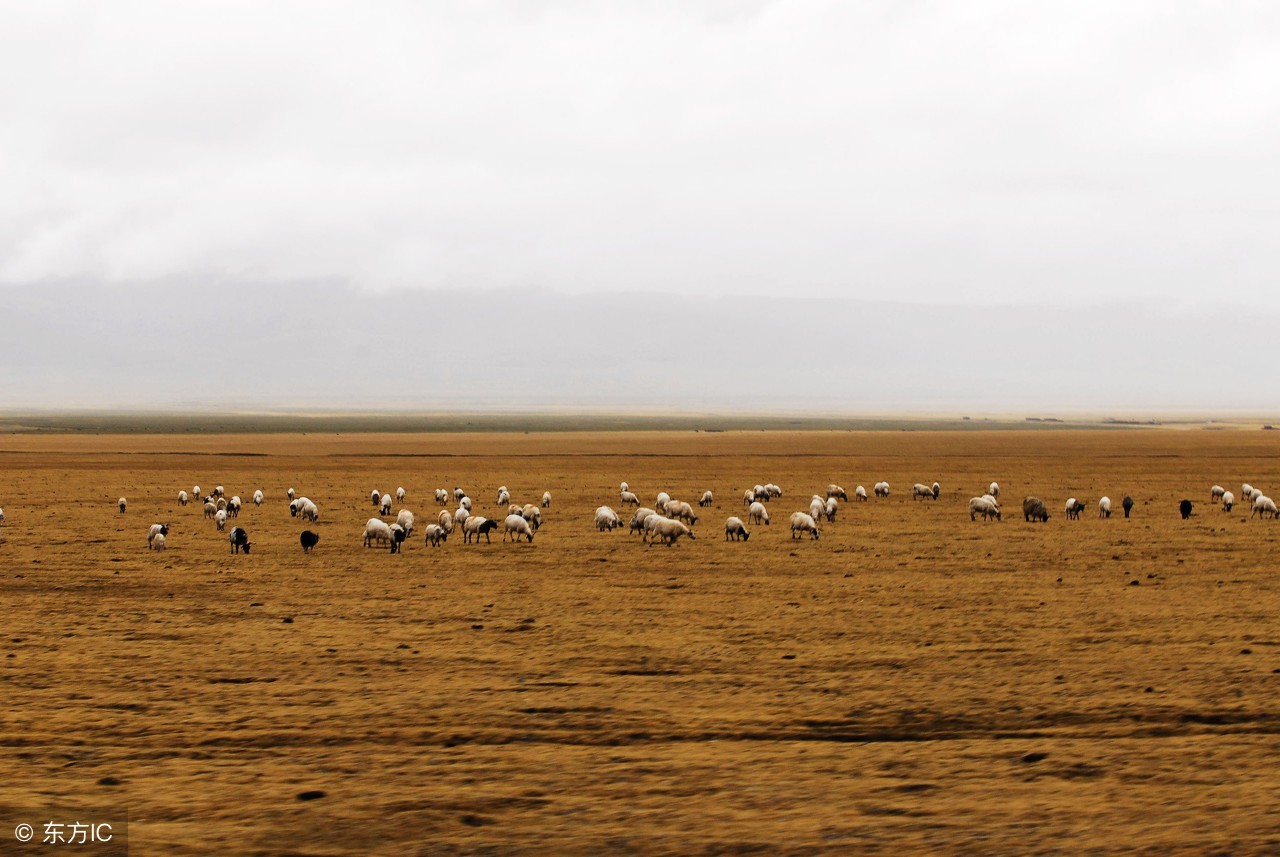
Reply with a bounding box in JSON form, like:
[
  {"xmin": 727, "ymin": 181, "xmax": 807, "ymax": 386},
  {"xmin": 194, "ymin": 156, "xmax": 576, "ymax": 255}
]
[{"xmin": 0, "ymin": 427, "xmax": 1278, "ymax": 855}]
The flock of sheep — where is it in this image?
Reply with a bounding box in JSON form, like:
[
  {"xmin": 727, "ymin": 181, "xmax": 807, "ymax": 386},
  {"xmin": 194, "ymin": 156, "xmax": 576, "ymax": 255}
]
[{"xmin": 2, "ymin": 478, "xmax": 1274, "ymax": 557}]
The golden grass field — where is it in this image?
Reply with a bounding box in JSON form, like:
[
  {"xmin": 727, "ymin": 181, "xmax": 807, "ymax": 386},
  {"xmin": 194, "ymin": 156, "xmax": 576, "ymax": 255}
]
[{"xmin": 1, "ymin": 428, "xmax": 1279, "ymax": 855}]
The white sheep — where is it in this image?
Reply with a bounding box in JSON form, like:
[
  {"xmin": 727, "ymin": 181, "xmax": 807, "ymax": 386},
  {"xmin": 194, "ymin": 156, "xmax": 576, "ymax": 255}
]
[
  {"xmin": 396, "ymin": 486, "xmax": 406, "ymax": 503},
  {"xmin": 287, "ymin": 487, "xmax": 295, "ymax": 501},
  {"xmin": 118, "ymin": 497, "xmax": 127, "ymax": 513},
  {"xmin": 969, "ymin": 496, "xmax": 1001, "ymax": 521},
  {"xmin": 808, "ymin": 496, "xmax": 826, "ymax": 521},
  {"xmin": 380, "ymin": 494, "xmax": 393, "ymax": 515},
  {"xmin": 454, "ymin": 487, "xmax": 467, "ymax": 501},
  {"xmin": 227, "ymin": 496, "xmax": 242, "ymax": 518},
  {"xmin": 989, "ymin": 482, "xmax": 1000, "ymax": 498},
  {"xmin": 396, "ymin": 509, "xmax": 415, "ymax": 537},
  {"xmin": 151, "ymin": 532, "xmax": 166, "ymax": 551},
  {"xmin": 147, "ymin": 523, "xmax": 169, "ymax": 547},
  {"xmin": 826, "ymin": 484, "xmax": 848, "ymax": 501},
  {"xmin": 666, "ymin": 501, "xmax": 698, "ymax": 525},
  {"xmin": 541, "ymin": 491, "xmax": 552, "ymax": 508},
  {"xmin": 363, "ymin": 517, "xmax": 393, "ymax": 547},
  {"xmin": 204, "ymin": 501, "xmax": 217, "ymax": 519},
  {"xmin": 647, "ymin": 516, "xmax": 694, "ymax": 546},
  {"xmin": 655, "ymin": 492, "xmax": 671, "ymax": 513},
  {"xmin": 789, "ymin": 512, "xmax": 820, "ymax": 540},
  {"xmin": 215, "ymin": 509, "xmax": 228, "ymax": 531},
  {"xmin": 521, "ymin": 504, "xmax": 542, "ymax": 530},
  {"xmin": 216, "ymin": 497, "xmax": 227, "ymax": 512},
  {"xmin": 874, "ymin": 481, "xmax": 890, "ymax": 497},
  {"xmin": 214, "ymin": 485, "xmax": 224, "ymax": 498},
  {"xmin": 724, "ymin": 516, "xmax": 750, "ymax": 541},
  {"xmin": 1065, "ymin": 498, "xmax": 1085, "ymax": 520},
  {"xmin": 854, "ymin": 486, "xmax": 868, "ymax": 502},
  {"xmin": 1248, "ymin": 487, "xmax": 1263, "ymax": 503},
  {"xmin": 253, "ymin": 489, "xmax": 264, "ymax": 507},
  {"xmin": 620, "ymin": 481, "xmax": 630, "ymax": 494},
  {"xmin": 425, "ymin": 524, "xmax": 448, "ymax": 547},
  {"xmin": 765, "ymin": 483, "xmax": 782, "ymax": 498},
  {"xmin": 748, "ymin": 502, "xmax": 770, "ymax": 526},
  {"xmin": 508, "ymin": 503, "xmax": 524, "ymax": 517},
  {"xmin": 595, "ymin": 506, "xmax": 622, "ymax": 531},
  {"xmin": 497, "ymin": 487, "xmax": 511, "ymax": 506},
  {"xmin": 455, "ymin": 507, "xmax": 471, "ymax": 527},
  {"xmin": 458, "ymin": 495, "xmax": 473, "ymax": 512},
  {"xmin": 193, "ymin": 485, "xmax": 202, "ymax": 501},
  {"xmin": 1251, "ymin": 495, "xmax": 1278, "ymax": 519},
  {"xmin": 1242, "ymin": 484, "xmax": 1254, "ymax": 503},
  {"xmin": 436, "ymin": 489, "xmax": 448, "ymax": 505},
  {"xmin": 699, "ymin": 490, "xmax": 714, "ymax": 507},
  {"xmin": 178, "ymin": 490, "xmax": 188, "ymax": 506},
  {"xmin": 463, "ymin": 515, "xmax": 499, "ymax": 544},
  {"xmin": 371, "ymin": 489, "xmax": 382, "ymax": 507},
  {"xmin": 0, "ymin": 507, "xmax": 5, "ymax": 524},
  {"xmin": 1098, "ymin": 496, "xmax": 1112, "ymax": 518},
  {"xmin": 296, "ymin": 498, "xmax": 319, "ymax": 522},
  {"xmin": 629, "ymin": 507, "xmax": 658, "ymax": 536},
  {"xmin": 1210, "ymin": 485, "xmax": 1226, "ymax": 502},
  {"xmin": 620, "ymin": 490, "xmax": 640, "ymax": 507},
  {"xmin": 438, "ymin": 510, "xmax": 455, "ymax": 533},
  {"xmin": 504, "ymin": 514, "xmax": 535, "ymax": 542},
  {"xmin": 911, "ymin": 483, "xmax": 937, "ymax": 501},
  {"xmin": 823, "ymin": 497, "xmax": 838, "ymax": 522},
  {"xmin": 742, "ymin": 489, "xmax": 755, "ymax": 507},
  {"xmin": 1222, "ymin": 491, "xmax": 1235, "ymax": 512}
]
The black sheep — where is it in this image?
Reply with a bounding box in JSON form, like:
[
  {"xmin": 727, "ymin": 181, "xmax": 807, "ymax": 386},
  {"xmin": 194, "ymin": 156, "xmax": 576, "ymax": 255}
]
[
  {"xmin": 229, "ymin": 526, "xmax": 252, "ymax": 554},
  {"xmin": 1122, "ymin": 496, "xmax": 1134, "ymax": 518},
  {"xmin": 300, "ymin": 531, "xmax": 320, "ymax": 552},
  {"xmin": 1179, "ymin": 499, "xmax": 1193, "ymax": 520}
]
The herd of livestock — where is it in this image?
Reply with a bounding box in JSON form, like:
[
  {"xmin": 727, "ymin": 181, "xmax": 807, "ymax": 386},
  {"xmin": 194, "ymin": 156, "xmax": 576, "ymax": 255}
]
[{"xmin": 2, "ymin": 478, "xmax": 1273, "ymax": 556}]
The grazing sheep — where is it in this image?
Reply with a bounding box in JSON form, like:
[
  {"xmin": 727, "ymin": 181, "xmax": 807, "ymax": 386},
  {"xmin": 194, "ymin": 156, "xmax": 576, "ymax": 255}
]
[
  {"xmin": 854, "ymin": 485, "xmax": 868, "ymax": 502},
  {"xmin": 193, "ymin": 486, "xmax": 202, "ymax": 501},
  {"xmin": 253, "ymin": 490, "xmax": 264, "ymax": 507},
  {"xmin": 1251, "ymin": 495, "xmax": 1278, "ymax": 519},
  {"xmin": 724, "ymin": 516, "xmax": 750, "ymax": 541},
  {"xmin": 287, "ymin": 488, "xmax": 295, "ymax": 501},
  {"xmin": 300, "ymin": 531, "xmax": 320, "ymax": 552},
  {"xmin": 380, "ymin": 494, "xmax": 393, "ymax": 516},
  {"xmin": 521, "ymin": 504, "xmax": 542, "ymax": 530},
  {"xmin": 809, "ymin": 496, "xmax": 826, "ymax": 521},
  {"xmin": 371, "ymin": 490, "xmax": 381, "ymax": 507},
  {"xmin": 216, "ymin": 497, "xmax": 227, "ymax": 512},
  {"xmin": 436, "ymin": 489, "xmax": 449, "ymax": 505},
  {"xmin": 874, "ymin": 481, "xmax": 890, "ymax": 497},
  {"xmin": 147, "ymin": 523, "xmax": 169, "ymax": 547},
  {"xmin": 1248, "ymin": 487, "xmax": 1264, "ymax": 503},
  {"xmin": 118, "ymin": 497, "xmax": 127, "ymax": 513},
  {"xmin": 296, "ymin": 499, "xmax": 319, "ymax": 522},
  {"xmin": 504, "ymin": 514, "xmax": 535, "ymax": 542},
  {"xmin": 1065, "ymin": 498, "xmax": 1085, "ymax": 520},
  {"xmin": 458, "ymin": 496, "xmax": 473, "ymax": 512},
  {"xmin": 227, "ymin": 496, "xmax": 242, "ymax": 518},
  {"xmin": 424, "ymin": 524, "xmax": 447, "ymax": 547},
  {"xmin": 541, "ymin": 491, "xmax": 552, "ymax": 508},
  {"xmin": 655, "ymin": 492, "xmax": 671, "ymax": 513},
  {"xmin": 969, "ymin": 497, "xmax": 1000, "ymax": 521},
  {"xmin": 989, "ymin": 482, "xmax": 1000, "ymax": 498},
  {"xmin": 826, "ymin": 484, "xmax": 848, "ymax": 501},
  {"xmin": 1211, "ymin": 485, "xmax": 1226, "ymax": 502},
  {"xmin": 648, "ymin": 516, "xmax": 695, "ymax": 546},
  {"xmin": 178, "ymin": 490, "xmax": 188, "ymax": 506},
  {"xmin": 1122, "ymin": 495, "xmax": 1134, "ymax": 518},
  {"xmin": 214, "ymin": 486, "xmax": 224, "ymax": 498},
  {"xmin": 508, "ymin": 503, "xmax": 524, "ymax": 517},
  {"xmin": 620, "ymin": 490, "xmax": 640, "ymax": 507},
  {"xmin": 1179, "ymin": 499, "xmax": 1194, "ymax": 519},
  {"xmin": 629, "ymin": 507, "xmax": 658, "ymax": 536},
  {"xmin": 699, "ymin": 490, "xmax": 714, "ymax": 507},
  {"xmin": 364, "ymin": 517, "xmax": 393, "ymax": 547},
  {"xmin": 765, "ymin": 483, "xmax": 782, "ymax": 499},
  {"xmin": 742, "ymin": 489, "xmax": 756, "ymax": 507},
  {"xmin": 452, "ymin": 487, "xmax": 465, "ymax": 501},
  {"xmin": 215, "ymin": 509, "xmax": 228, "ymax": 531},
  {"xmin": 497, "ymin": 487, "xmax": 511, "ymax": 506},
  {"xmin": 620, "ymin": 481, "xmax": 630, "ymax": 494},
  {"xmin": 203, "ymin": 501, "xmax": 217, "ymax": 519},
  {"xmin": 789, "ymin": 512, "xmax": 821, "ymax": 540},
  {"xmin": 454, "ymin": 507, "xmax": 471, "ymax": 528},
  {"xmin": 666, "ymin": 501, "xmax": 698, "ymax": 525},
  {"xmin": 1242, "ymin": 484, "xmax": 1254, "ymax": 504},
  {"xmin": 1098, "ymin": 496, "xmax": 1112, "ymax": 518},
  {"xmin": 911, "ymin": 483, "xmax": 938, "ymax": 501},
  {"xmin": 438, "ymin": 510, "xmax": 454, "ymax": 533},
  {"xmin": 1022, "ymin": 497, "xmax": 1050, "ymax": 523},
  {"xmin": 748, "ymin": 502, "xmax": 771, "ymax": 526},
  {"xmin": 463, "ymin": 516, "xmax": 499, "ymax": 544},
  {"xmin": 1222, "ymin": 491, "xmax": 1235, "ymax": 512},
  {"xmin": 151, "ymin": 532, "xmax": 166, "ymax": 551},
  {"xmin": 823, "ymin": 497, "xmax": 838, "ymax": 523},
  {"xmin": 396, "ymin": 509, "xmax": 415, "ymax": 538},
  {"xmin": 228, "ymin": 526, "xmax": 251, "ymax": 554},
  {"xmin": 595, "ymin": 506, "xmax": 622, "ymax": 531},
  {"xmin": 388, "ymin": 523, "xmax": 407, "ymax": 553},
  {"xmin": 932, "ymin": 482, "xmax": 941, "ymax": 498},
  {"xmin": 396, "ymin": 487, "xmax": 406, "ymax": 503}
]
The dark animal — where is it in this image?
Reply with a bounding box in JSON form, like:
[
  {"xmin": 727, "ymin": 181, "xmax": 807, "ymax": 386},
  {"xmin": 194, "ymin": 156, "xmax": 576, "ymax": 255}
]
[
  {"xmin": 1065, "ymin": 499, "xmax": 1086, "ymax": 520},
  {"xmin": 1179, "ymin": 499, "xmax": 1193, "ymax": 520},
  {"xmin": 1122, "ymin": 496, "xmax": 1134, "ymax": 518},
  {"xmin": 1022, "ymin": 496, "xmax": 1050, "ymax": 523},
  {"xmin": 389, "ymin": 526, "xmax": 407, "ymax": 554},
  {"xmin": 229, "ymin": 526, "xmax": 252, "ymax": 554},
  {"xmin": 300, "ymin": 531, "xmax": 320, "ymax": 552},
  {"xmin": 467, "ymin": 519, "xmax": 500, "ymax": 544}
]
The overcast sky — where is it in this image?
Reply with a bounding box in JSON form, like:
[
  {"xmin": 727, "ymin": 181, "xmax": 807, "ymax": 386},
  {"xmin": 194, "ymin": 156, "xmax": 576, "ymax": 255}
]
[{"xmin": 2, "ymin": 3, "xmax": 1277, "ymax": 412}]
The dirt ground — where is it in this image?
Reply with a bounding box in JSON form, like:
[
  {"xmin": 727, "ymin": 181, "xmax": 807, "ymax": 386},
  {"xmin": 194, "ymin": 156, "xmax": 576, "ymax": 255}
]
[{"xmin": 0, "ymin": 429, "xmax": 1278, "ymax": 855}]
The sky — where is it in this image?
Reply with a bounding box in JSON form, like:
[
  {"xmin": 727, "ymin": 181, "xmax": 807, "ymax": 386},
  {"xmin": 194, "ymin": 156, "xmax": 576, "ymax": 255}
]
[{"xmin": 2, "ymin": 2, "xmax": 1278, "ymax": 411}]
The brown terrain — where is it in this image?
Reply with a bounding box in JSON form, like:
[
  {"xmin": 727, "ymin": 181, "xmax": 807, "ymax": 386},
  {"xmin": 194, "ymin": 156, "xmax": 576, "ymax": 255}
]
[{"xmin": 0, "ymin": 428, "xmax": 1278, "ymax": 855}]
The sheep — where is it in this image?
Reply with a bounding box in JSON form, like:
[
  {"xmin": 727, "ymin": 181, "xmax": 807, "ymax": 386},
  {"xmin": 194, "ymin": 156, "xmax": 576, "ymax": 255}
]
[
  {"xmin": 147, "ymin": 523, "xmax": 169, "ymax": 548},
  {"xmin": 371, "ymin": 490, "xmax": 382, "ymax": 507},
  {"xmin": 215, "ymin": 509, "xmax": 228, "ymax": 531},
  {"xmin": 595, "ymin": 506, "xmax": 622, "ymax": 531},
  {"xmin": 854, "ymin": 485, "xmax": 868, "ymax": 502},
  {"xmin": 178, "ymin": 490, "xmax": 188, "ymax": 506},
  {"xmin": 253, "ymin": 489, "xmax": 264, "ymax": 507},
  {"xmin": 497, "ymin": 487, "xmax": 511, "ymax": 506},
  {"xmin": 752, "ymin": 485, "xmax": 769, "ymax": 503},
  {"xmin": 118, "ymin": 497, "xmax": 127, "ymax": 513},
  {"xmin": 396, "ymin": 486, "xmax": 406, "ymax": 503},
  {"xmin": 463, "ymin": 516, "xmax": 499, "ymax": 544},
  {"xmin": 458, "ymin": 496, "xmax": 473, "ymax": 512},
  {"xmin": 808, "ymin": 496, "xmax": 826, "ymax": 522},
  {"xmin": 1122, "ymin": 495, "xmax": 1134, "ymax": 518},
  {"xmin": 388, "ymin": 523, "xmax": 407, "ymax": 553},
  {"xmin": 989, "ymin": 482, "xmax": 1000, "ymax": 499},
  {"xmin": 193, "ymin": 486, "xmax": 202, "ymax": 501},
  {"xmin": 1210, "ymin": 485, "xmax": 1226, "ymax": 502},
  {"xmin": 521, "ymin": 504, "xmax": 543, "ymax": 530},
  {"xmin": 1248, "ymin": 487, "xmax": 1264, "ymax": 503},
  {"xmin": 380, "ymin": 494, "xmax": 393, "ymax": 516},
  {"xmin": 620, "ymin": 481, "xmax": 630, "ymax": 494},
  {"xmin": 364, "ymin": 517, "xmax": 393, "ymax": 547},
  {"xmin": 655, "ymin": 492, "xmax": 671, "ymax": 513},
  {"xmin": 214, "ymin": 485, "xmax": 224, "ymax": 498},
  {"xmin": 647, "ymin": 516, "xmax": 695, "ymax": 546},
  {"xmin": 981, "ymin": 493, "xmax": 1000, "ymax": 508},
  {"xmin": 541, "ymin": 491, "xmax": 552, "ymax": 508},
  {"xmin": 1022, "ymin": 497, "xmax": 1050, "ymax": 522},
  {"xmin": 438, "ymin": 510, "xmax": 454, "ymax": 533},
  {"xmin": 508, "ymin": 503, "xmax": 524, "ymax": 517},
  {"xmin": 968, "ymin": 496, "xmax": 1001, "ymax": 521},
  {"xmin": 826, "ymin": 484, "xmax": 848, "ymax": 501},
  {"xmin": 699, "ymin": 490, "xmax": 714, "ymax": 507},
  {"xmin": 765, "ymin": 483, "xmax": 782, "ymax": 498},
  {"xmin": 1065, "ymin": 498, "xmax": 1085, "ymax": 520},
  {"xmin": 216, "ymin": 497, "xmax": 227, "ymax": 512},
  {"xmin": 666, "ymin": 501, "xmax": 698, "ymax": 525},
  {"xmin": 227, "ymin": 496, "xmax": 242, "ymax": 518},
  {"xmin": 504, "ymin": 514, "xmax": 535, "ymax": 542},
  {"xmin": 300, "ymin": 531, "xmax": 320, "ymax": 552},
  {"xmin": 287, "ymin": 487, "xmax": 295, "ymax": 501},
  {"xmin": 229, "ymin": 526, "xmax": 251, "ymax": 554},
  {"xmin": 151, "ymin": 532, "xmax": 166, "ymax": 551},
  {"xmin": 620, "ymin": 490, "xmax": 641, "ymax": 507},
  {"xmin": 1242, "ymin": 484, "xmax": 1254, "ymax": 504},
  {"xmin": 911, "ymin": 483, "xmax": 938, "ymax": 501},
  {"xmin": 454, "ymin": 507, "xmax": 471, "ymax": 528},
  {"xmin": 1251, "ymin": 495, "xmax": 1278, "ymax": 520},
  {"xmin": 933, "ymin": 482, "xmax": 941, "ymax": 498},
  {"xmin": 424, "ymin": 524, "xmax": 447, "ymax": 547},
  {"xmin": 748, "ymin": 502, "xmax": 771, "ymax": 526},
  {"xmin": 874, "ymin": 481, "xmax": 890, "ymax": 497},
  {"xmin": 1222, "ymin": 491, "xmax": 1235, "ymax": 512},
  {"xmin": 789, "ymin": 512, "xmax": 820, "ymax": 540},
  {"xmin": 203, "ymin": 501, "xmax": 217, "ymax": 519},
  {"xmin": 724, "ymin": 516, "xmax": 750, "ymax": 541},
  {"xmin": 1098, "ymin": 496, "xmax": 1112, "ymax": 518},
  {"xmin": 454, "ymin": 487, "xmax": 466, "ymax": 501},
  {"xmin": 436, "ymin": 489, "xmax": 449, "ymax": 505},
  {"xmin": 823, "ymin": 497, "xmax": 838, "ymax": 523},
  {"xmin": 0, "ymin": 507, "xmax": 5, "ymax": 524},
  {"xmin": 742, "ymin": 489, "xmax": 756, "ymax": 507},
  {"xmin": 1179, "ymin": 499, "xmax": 1194, "ymax": 519},
  {"xmin": 288, "ymin": 499, "xmax": 300, "ymax": 517},
  {"xmin": 629, "ymin": 507, "xmax": 658, "ymax": 536},
  {"xmin": 396, "ymin": 509, "xmax": 415, "ymax": 538},
  {"xmin": 296, "ymin": 498, "xmax": 319, "ymax": 522}
]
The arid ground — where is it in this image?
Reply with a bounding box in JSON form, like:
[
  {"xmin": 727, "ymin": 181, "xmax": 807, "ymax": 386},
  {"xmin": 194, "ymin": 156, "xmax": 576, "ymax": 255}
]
[{"xmin": 1, "ymin": 428, "xmax": 1278, "ymax": 855}]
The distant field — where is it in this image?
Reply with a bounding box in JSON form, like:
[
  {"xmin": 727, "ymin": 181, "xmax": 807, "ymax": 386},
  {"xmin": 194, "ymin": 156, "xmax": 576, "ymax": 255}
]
[{"xmin": 1, "ymin": 429, "xmax": 1279, "ymax": 854}]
